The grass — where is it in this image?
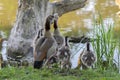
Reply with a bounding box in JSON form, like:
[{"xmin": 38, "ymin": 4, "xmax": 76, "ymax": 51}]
[
  {"xmin": 92, "ymin": 15, "xmax": 118, "ymax": 70},
  {"xmin": 0, "ymin": 66, "xmax": 120, "ymax": 80}
]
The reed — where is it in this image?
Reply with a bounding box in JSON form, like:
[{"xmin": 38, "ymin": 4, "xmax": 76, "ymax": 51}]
[{"xmin": 92, "ymin": 16, "xmax": 117, "ymax": 70}]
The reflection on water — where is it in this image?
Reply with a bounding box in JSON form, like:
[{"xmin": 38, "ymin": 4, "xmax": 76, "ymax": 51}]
[
  {"xmin": 0, "ymin": 31, "xmax": 7, "ymax": 38},
  {"xmin": 115, "ymin": 0, "xmax": 120, "ymax": 17},
  {"xmin": 70, "ymin": 43, "xmax": 86, "ymax": 68},
  {"xmin": 58, "ymin": 0, "xmax": 119, "ymax": 37},
  {"xmin": 0, "ymin": 0, "xmax": 17, "ymax": 36},
  {"xmin": 115, "ymin": 0, "xmax": 120, "ymax": 8},
  {"xmin": 0, "ymin": 0, "xmax": 120, "ymax": 69},
  {"xmin": 1, "ymin": 40, "xmax": 7, "ymax": 61},
  {"xmin": 0, "ymin": 0, "xmax": 17, "ymax": 26},
  {"xmin": 0, "ymin": 0, "xmax": 119, "ymax": 37},
  {"xmin": 0, "ymin": 31, "xmax": 7, "ymax": 51}
]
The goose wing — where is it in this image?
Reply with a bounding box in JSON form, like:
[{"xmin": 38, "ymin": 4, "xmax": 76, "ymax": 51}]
[
  {"xmin": 35, "ymin": 38, "xmax": 54, "ymax": 61},
  {"xmin": 35, "ymin": 37, "xmax": 45, "ymax": 51}
]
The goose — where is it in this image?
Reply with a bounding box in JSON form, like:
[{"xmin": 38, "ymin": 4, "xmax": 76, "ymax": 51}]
[
  {"xmin": 44, "ymin": 36, "xmax": 71, "ymax": 69},
  {"xmin": 33, "ymin": 15, "xmax": 57, "ymax": 69},
  {"xmin": 77, "ymin": 42, "xmax": 96, "ymax": 69},
  {"xmin": 53, "ymin": 13, "xmax": 64, "ymax": 49},
  {"xmin": 57, "ymin": 36, "xmax": 71, "ymax": 69}
]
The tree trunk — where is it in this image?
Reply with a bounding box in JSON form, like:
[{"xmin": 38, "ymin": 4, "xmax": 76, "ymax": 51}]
[{"xmin": 7, "ymin": 0, "xmax": 87, "ymax": 59}]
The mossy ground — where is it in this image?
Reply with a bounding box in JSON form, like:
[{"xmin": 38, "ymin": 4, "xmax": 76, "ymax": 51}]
[{"xmin": 0, "ymin": 66, "xmax": 120, "ymax": 80}]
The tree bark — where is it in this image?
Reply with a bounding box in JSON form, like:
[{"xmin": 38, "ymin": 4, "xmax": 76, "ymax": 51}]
[
  {"xmin": 7, "ymin": 0, "xmax": 87, "ymax": 59},
  {"xmin": 52, "ymin": 0, "xmax": 87, "ymax": 16}
]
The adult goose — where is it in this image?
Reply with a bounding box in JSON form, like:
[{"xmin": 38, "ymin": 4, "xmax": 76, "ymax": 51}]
[
  {"xmin": 53, "ymin": 13, "xmax": 64, "ymax": 48},
  {"xmin": 33, "ymin": 15, "xmax": 57, "ymax": 69}
]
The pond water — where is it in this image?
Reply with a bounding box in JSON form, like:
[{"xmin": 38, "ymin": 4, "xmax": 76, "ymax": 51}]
[{"xmin": 0, "ymin": 0, "xmax": 120, "ymax": 68}]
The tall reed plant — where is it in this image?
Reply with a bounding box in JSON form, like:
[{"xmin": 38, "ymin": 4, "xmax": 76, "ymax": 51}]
[{"xmin": 92, "ymin": 16, "xmax": 117, "ymax": 70}]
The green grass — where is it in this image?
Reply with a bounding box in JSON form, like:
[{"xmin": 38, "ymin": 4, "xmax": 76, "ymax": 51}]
[
  {"xmin": 92, "ymin": 15, "xmax": 118, "ymax": 70},
  {"xmin": 0, "ymin": 67, "xmax": 120, "ymax": 80}
]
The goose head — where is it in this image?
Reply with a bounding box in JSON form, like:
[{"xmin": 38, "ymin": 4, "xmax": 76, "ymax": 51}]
[
  {"xmin": 46, "ymin": 15, "xmax": 54, "ymax": 24},
  {"xmin": 54, "ymin": 13, "xmax": 59, "ymax": 21}
]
